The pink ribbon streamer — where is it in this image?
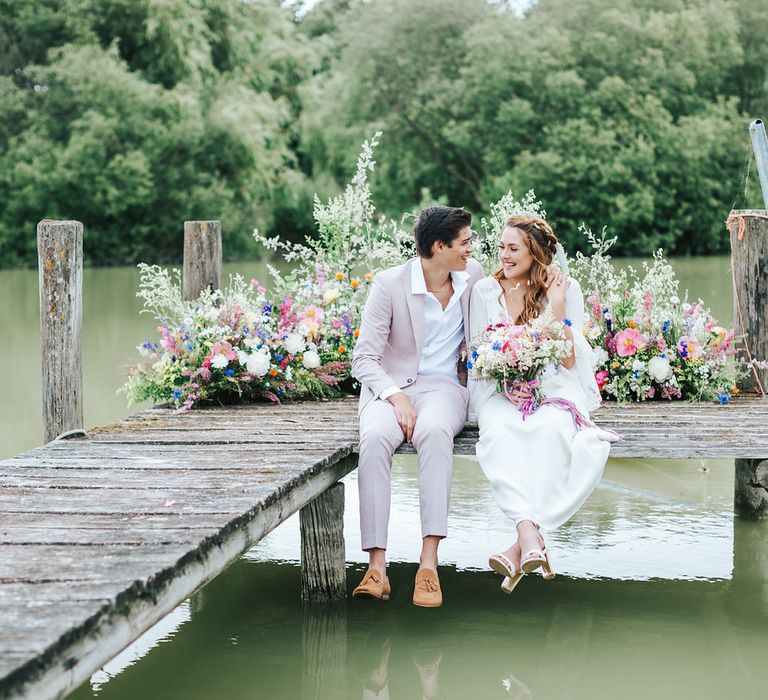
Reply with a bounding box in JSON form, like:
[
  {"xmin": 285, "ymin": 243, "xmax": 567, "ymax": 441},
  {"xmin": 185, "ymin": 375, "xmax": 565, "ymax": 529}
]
[{"xmin": 503, "ymin": 380, "xmax": 623, "ymax": 440}]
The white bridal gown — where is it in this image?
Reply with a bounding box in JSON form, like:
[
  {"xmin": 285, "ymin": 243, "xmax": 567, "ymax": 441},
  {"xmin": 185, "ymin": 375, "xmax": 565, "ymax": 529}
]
[{"xmin": 468, "ymin": 276, "xmax": 617, "ymax": 532}]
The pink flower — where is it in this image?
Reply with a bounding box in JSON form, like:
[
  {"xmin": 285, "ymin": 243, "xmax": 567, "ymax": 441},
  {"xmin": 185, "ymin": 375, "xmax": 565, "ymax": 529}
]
[
  {"xmin": 211, "ymin": 341, "xmax": 237, "ymax": 361},
  {"xmin": 676, "ymin": 337, "xmax": 702, "ymax": 360},
  {"xmin": 615, "ymin": 328, "xmax": 643, "ymax": 357},
  {"xmin": 644, "ymin": 291, "xmax": 652, "ymax": 312},
  {"xmin": 595, "ymin": 370, "xmax": 608, "ymax": 390}
]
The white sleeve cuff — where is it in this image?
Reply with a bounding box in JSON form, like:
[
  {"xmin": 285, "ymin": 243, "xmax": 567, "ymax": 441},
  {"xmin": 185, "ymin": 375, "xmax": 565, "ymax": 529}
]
[{"xmin": 379, "ymin": 385, "xmax": 402, "ymax": 401}]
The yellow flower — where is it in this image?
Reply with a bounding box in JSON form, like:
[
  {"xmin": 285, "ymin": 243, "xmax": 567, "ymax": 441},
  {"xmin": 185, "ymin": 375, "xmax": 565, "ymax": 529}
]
[
  {"xmin": 335, "ymin": 272, "xmax": 345, "ymax": 280},
  {"xmin": 365, "ymin": 273, "xmax": 373, "ymax": 282},
  {"xmin": 338, "ymin": 345, "xmax": 347, "ymax": 353},
  {"xmin": 612, "ymin": 361, "xmax": 620, "ymax": 369},
  {"xmin": 731, "ymin": 387, "xmax": 740, "ymax": 395},
  {"xmin": 353, "ymin": 329, "xmax": 360, "ymax": 338},
  {"xmin": 351, "ymin": 279, "xmax": 360, "ymax": 289},
  {"xmin": 628, "ymin": 320, "xmax": 636, "ymax": 328}
]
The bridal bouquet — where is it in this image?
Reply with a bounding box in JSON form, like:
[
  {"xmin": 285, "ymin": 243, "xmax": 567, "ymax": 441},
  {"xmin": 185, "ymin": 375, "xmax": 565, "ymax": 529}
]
[{"xmin": 468, "ymin": 307, "xmax": 574, "ymax": 416}]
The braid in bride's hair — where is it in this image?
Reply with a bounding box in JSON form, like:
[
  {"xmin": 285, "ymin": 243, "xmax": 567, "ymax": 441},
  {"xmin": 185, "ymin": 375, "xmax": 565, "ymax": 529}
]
[{"xmin": 492, "ymin": 214, "xmax": 560, "ymax": 324}]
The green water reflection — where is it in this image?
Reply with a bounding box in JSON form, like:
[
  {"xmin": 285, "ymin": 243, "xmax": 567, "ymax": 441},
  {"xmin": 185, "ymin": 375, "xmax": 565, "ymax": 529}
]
[{"xmin": 69, "ymin": 518, "xmax": 768, "ymax": 700}]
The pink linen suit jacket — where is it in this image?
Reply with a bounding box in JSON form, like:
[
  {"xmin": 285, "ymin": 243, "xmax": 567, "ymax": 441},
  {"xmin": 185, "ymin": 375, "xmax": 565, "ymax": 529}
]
[{"xmin": 352, "ymin": 257, "xmax": 485, "ymax": 411}]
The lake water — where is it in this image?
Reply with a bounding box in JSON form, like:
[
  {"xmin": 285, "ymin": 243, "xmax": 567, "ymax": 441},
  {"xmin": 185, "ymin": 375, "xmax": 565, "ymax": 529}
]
[{"xmin": 4, "ymin": 255, "xmax": 765, "ymax": 699}]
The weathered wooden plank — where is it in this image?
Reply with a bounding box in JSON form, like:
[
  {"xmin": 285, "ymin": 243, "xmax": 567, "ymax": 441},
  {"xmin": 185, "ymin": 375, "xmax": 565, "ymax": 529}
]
[{"xmin": 0, "ymin": 440, "xmax": 357, "ymax": 700}]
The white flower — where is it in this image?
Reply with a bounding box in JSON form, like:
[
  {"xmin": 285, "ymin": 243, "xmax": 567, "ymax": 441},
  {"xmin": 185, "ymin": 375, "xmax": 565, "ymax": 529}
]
[
  {"xmin": 323, "ymin": 287, "xmax": 340, "ymax": 304},
  {"xmin": 682, "ymin": 303, "xmax": 691, "ymax": 313},
  {"xmin": 284, "ymin": 333, "xmax": 305, "ymax": 354},
  {"xmin": 237, "ymin": 350, "xmax": 249, "ymax": 366},
  {"xmin": 302, "ymin": 350, "xmax": 321, "ymax": 369},
  {"xmin": 183, "ymin": 317, "xmax": 194, "ymax": 327},
  {"xmin": 588, "ymin": 325, "xmax": 601, "ymax": 340},
  {"xmin": 211, "ymin": 353, "xmax": 229, "ymax": 369},
  {"xmin": 593, "ymin": 347, "xmax": 609, "ymax": 366},
  {"xmin": 648, "ymin": 356, "xmax": 673, "ymax": 383},
  {"xmin": 670, "ymin": 295, "xmax": 680, "ymax": 305},
  {"xmin": 285, "ymin": 366, "xmax": 293, "ymax": 381},
  {"xmin": 632, "ymin": 359, "xmax": 646, "ymax": 373},
  {"xmin": 246, "ymin": 350, "xmax": 271, "ymax": 376}
]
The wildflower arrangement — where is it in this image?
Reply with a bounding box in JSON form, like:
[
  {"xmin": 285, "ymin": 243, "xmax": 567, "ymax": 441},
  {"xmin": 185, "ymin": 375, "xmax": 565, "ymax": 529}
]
[
  {"xmin": 119, "ymin": 268, "xmax": 354, "ymax": 410},
  {"xmin": 468, "ymin": 307, "xmax": 574, "ymax": 415},
  {"xmin": 569, "ymin": 227, "xmax": 743, "ymax": 403},
  {"xmin": 122, "ymin": 133, "xmax": 412, "ymax": 411}
]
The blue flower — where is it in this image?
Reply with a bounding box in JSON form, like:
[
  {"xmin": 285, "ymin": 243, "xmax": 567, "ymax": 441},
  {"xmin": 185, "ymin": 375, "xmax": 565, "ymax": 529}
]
[
  {"xmin": 243, "ymin": 328, "xmax": 249, "ymax": 335},
  {"xmin": 225, "ymin": 369, "xmax": 235, "ymax": 376},
  {"xmin": 262, "ymin": 304, "xmax": 273, "ymax": 314},
  {"xmin": 172, "ymin": 390, "xmax": 182, "ymax": 399},
  {"xmin": 717, "ymin": 393, "xmax": 730, "ymax": 404},
  {"xmin": 277, "ymin": 389, "xmax": 286, "ymax": 396},
  {"xmin": 662, "ymin": 320, "xmax": 671, "ymax": 333},
  {"xmin": 471, "ymin": 350, "xmax": 478, "ymax": 360},
  {"xmin": 467, "ymin": 360, "xmax": 474, "ymax": 369},
  {"xmin": 273, "ymin": 353, "xmax": 284, "ymax": 362},
  {"xmin": 492, "ymin": 342, "xmax": 501, "ymax": 351}
]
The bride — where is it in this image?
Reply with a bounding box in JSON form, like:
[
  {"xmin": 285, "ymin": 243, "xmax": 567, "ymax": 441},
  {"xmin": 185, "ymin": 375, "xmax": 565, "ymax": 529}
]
[{"xmin": 468, "ymin": 214, "xmax": 617, "ymax": 592}]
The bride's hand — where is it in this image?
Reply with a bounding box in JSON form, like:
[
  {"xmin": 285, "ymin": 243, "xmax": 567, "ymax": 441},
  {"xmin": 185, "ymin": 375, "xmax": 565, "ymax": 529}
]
[
  {"xmin": 544, "ymin": 265, "xmax": 569, "ymax": 311},
  {"xmin": 508, "ymin": 386, "xmax": 532, "ymax": 406}
]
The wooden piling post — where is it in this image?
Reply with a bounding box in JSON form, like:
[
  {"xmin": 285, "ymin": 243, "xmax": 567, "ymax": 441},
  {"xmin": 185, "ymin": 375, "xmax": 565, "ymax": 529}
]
[
  {"xmin": 728, "ymin": 210, "xmax": 768, "ymax": 519},
  {"xmin": 37, "ymin": 220, "xmax": 84, "ymax": 444},
  {"xmin": 300, "ymin": 482, "xmax": 346, "ymax": 601},
  {"xmin": 302, "ymin": 604, "xmax": 347, "ymax": 700},
  {"xmin": 183, "ymin": 220, "xmax": 222, "ymax": 301}
]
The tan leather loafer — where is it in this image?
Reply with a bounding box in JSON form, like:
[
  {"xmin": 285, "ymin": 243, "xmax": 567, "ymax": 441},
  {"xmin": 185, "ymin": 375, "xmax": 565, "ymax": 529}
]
[
  {"xmin": 412, "ymin": 568, "xmax": 442, "ymax": 607},
  {"xmin": 352, "ymin": 568, "xmax": 391, "ymax": 600}
]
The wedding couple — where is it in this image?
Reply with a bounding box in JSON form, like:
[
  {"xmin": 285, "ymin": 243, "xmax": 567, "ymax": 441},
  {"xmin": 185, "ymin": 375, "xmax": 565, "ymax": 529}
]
[{"xmin": 351, "ymin": 205, "xmax": 616, "ymax": 607}]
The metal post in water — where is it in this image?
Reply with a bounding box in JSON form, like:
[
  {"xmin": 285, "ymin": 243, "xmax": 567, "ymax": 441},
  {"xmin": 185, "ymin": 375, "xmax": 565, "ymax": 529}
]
[{"xmin": 749, "ymin": 119, "xmax": 768, "ymax": 209}]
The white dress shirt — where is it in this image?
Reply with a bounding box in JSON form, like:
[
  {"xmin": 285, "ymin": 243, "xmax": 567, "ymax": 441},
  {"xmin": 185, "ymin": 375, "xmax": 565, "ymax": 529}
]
[{"xmin": 380, "ymin": 258, "xmax": 468, "ymax": 399}]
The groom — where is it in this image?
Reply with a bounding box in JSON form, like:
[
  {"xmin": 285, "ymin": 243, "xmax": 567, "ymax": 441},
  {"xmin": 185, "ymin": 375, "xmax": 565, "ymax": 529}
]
[{"xmin": 351, "ymin": 205, "xmax": 484, "ymax": 607}]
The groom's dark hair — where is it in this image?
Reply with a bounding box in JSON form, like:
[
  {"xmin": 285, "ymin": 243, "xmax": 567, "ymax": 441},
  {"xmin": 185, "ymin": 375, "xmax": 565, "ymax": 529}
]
[{"xmin": 414, "ymin": 206, "xmax": 471, "ymax": 258}]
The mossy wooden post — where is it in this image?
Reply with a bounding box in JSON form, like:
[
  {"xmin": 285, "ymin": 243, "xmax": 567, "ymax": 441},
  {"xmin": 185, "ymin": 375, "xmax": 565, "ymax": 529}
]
[
  {"xmin": 183, "ymin": 220, "xmax": 222, "ymax": 301},
  {"xmin": 37, "ymin": 220, "xmax": 84, "ymax": 444},
  {"xmin": 728, "ymin": 210, "xmax": 768, "ymax": 519},
  {"xmin": 300, "ymin": 482, "xmax": 346, "ymax": 601}
]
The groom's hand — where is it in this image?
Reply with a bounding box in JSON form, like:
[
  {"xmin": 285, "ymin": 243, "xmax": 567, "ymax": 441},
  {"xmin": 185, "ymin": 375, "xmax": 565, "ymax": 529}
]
[{"xmin": 387, "ymin": 392, "xmax": 418, "ymax": 442}]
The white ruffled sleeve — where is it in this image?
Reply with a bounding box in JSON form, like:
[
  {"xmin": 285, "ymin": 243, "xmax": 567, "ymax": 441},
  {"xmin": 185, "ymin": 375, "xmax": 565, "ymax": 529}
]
[
  {"xmin": 565, "ymin": 278, "xmax": 602, "ymax": 412},
  {"xmin": 467, "ymin": 280, "xmax": 498, "ymax": 420}
]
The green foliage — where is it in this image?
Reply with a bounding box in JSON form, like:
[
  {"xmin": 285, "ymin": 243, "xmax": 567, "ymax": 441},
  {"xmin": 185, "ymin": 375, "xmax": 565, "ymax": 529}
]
[
  {"xmin": 0, "ymin": 0, "xmax": 308, "ymax": 267},
  {"xmin": 304, "ymin": 0, "xmax": 767, "ymax": 256},
  {"xmin": 1, "ymin": 0, "xmax": 766, "ymax": 268}
]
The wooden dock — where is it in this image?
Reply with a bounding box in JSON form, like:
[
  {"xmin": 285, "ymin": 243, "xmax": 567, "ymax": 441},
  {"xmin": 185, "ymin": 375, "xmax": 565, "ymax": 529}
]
[{"xmin": 2, "ymin": 395, "xmax": 767, "ymax": 700}]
